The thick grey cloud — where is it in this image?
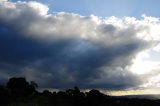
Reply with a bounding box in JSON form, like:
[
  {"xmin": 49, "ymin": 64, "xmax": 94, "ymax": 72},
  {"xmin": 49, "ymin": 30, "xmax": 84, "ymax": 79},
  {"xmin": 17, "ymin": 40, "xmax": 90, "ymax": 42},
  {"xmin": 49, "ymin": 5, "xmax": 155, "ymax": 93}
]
[{"xmin": 0, "ymin": 0, "xmax": 159, "ymax": 90}]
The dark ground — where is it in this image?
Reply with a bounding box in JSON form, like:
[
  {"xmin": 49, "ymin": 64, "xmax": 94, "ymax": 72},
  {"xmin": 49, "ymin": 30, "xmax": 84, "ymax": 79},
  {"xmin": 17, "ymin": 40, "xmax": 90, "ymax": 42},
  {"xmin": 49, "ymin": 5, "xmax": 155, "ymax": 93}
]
[{"xmin": 1, "ymin": 77, "xmax": 160, "ymax": 106}]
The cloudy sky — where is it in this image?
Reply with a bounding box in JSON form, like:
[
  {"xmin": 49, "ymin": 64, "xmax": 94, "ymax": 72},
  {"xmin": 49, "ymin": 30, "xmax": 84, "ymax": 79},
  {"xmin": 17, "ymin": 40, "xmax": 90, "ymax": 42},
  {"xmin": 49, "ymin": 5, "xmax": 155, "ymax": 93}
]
[{"xmin": 0, "ymin": 0, "xmax": 160, "ymax": 95}]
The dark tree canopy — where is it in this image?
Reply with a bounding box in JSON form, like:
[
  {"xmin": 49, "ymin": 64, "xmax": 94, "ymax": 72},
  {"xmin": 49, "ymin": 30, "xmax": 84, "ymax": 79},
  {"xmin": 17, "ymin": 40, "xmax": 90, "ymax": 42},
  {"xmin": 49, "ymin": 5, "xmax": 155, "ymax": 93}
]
[
  {"xmin": 0, "ymin": 77, "xmax": 159, "ymax": 106},
  {"xmin": 7, "ymin": 77, "xmax": 37, "ymax": 97}
]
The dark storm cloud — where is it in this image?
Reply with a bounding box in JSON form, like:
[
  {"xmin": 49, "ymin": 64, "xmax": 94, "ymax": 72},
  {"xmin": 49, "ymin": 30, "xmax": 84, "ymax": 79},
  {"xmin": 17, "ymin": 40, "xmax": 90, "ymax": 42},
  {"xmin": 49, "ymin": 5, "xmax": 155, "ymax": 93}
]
[{"xmin": 0, "ymin": 0, "xmax": 158, "ymax": 89}]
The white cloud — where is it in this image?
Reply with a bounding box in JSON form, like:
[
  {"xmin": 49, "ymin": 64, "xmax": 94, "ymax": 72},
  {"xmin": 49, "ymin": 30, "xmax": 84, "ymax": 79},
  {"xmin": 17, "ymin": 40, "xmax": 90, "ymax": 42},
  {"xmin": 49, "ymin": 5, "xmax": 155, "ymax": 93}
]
[
  {"xmin": 0, "ymin": 0, "xmax": 8, "ymax": 2},
  {"xmin": 1, "ymin": 0, "xmax": 159, "ymax": 45},
  {"xmin": 27, "ymin": 1, "xmax": 49, "ymax": 15}
]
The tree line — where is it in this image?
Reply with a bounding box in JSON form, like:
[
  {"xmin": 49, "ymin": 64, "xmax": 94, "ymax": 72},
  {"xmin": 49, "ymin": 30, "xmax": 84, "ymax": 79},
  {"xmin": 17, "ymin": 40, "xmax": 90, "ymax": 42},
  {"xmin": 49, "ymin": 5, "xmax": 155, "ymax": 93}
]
[{"xmin": 0, "ymin": 77, "xmax": 160, "ymax": 106}]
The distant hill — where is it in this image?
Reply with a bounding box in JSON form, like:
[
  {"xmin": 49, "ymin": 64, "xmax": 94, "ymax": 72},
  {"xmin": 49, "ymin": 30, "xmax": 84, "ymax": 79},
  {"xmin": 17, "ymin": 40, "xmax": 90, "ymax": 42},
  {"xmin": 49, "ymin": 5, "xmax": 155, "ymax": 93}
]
[{"xmin": 115, "ymin": 94, "xmax": 160, "ymax": 100}]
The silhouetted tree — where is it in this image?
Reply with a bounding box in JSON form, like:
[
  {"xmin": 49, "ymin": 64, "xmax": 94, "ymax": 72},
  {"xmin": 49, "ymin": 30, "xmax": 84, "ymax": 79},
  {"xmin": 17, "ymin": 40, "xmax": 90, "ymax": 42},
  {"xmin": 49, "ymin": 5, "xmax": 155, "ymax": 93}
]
[
  {"xmin": 0, "ymin": 77, "xmax": 160, "ymax": 106},
  {"xmin": 86, "ymin": 89, "xmax": 106, "ymax": 106},
  {"xmin": 0, "ymin": 84, "xmax": 11, "ymax": 105},
  {"xmin": 7, "ymin": 77, "xmax": 37, "ymax": 97},
  {"xmin": 30, "ymin": 81, "xmax": 38, "ymax": 88},
  {"xmin": 65, "ymin": 86, "xmax": 86, "ymax": 106},
  {"xmin": 42, "ymin": 90, "xmax": 52, "ymax": 96}
]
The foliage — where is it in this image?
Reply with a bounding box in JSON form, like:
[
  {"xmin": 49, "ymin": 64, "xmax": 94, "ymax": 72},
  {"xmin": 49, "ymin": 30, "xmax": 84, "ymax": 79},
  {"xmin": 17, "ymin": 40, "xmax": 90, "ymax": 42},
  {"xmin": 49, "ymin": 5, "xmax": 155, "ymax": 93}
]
[{"xmin": 0, "ymin": 77, "xmax": 160, "ymax": 106}]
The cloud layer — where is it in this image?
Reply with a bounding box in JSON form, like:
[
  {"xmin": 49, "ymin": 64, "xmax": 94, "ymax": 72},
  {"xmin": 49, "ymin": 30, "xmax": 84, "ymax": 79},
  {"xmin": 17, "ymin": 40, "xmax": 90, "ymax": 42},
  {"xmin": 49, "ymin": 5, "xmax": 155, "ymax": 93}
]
[{"xmin": 0, "ymin": 0, "xmax": 160, "ymax": 90}]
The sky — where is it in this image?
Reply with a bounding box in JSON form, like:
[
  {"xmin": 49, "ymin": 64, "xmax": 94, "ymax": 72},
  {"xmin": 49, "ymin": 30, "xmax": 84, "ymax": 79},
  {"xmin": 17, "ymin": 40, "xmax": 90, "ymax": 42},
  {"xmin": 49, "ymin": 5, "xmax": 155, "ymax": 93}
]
[
  {"xmin": 0, "ymin": 0, "xmax": 160, "ymax": 95},
  {"xmin": 11, "ymin": 0, "xmax": 160, "ymax": 17}
]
